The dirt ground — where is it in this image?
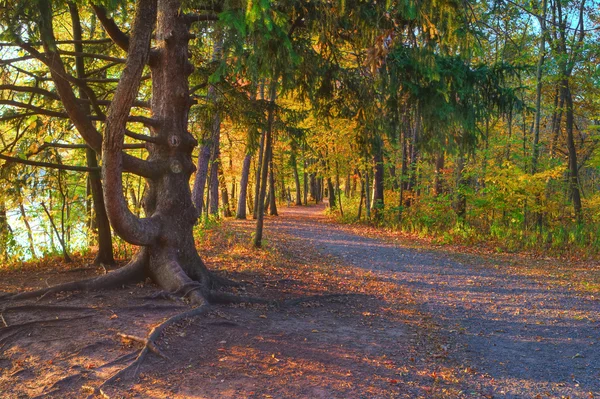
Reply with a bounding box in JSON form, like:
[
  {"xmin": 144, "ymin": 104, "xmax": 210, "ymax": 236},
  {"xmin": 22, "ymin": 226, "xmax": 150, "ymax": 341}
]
[{"xmin": 1, "ymin": 204, "xmax": 599, "ymax": 398}]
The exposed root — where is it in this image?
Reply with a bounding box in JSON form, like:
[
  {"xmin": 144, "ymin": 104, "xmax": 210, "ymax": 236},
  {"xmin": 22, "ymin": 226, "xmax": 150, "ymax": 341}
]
[
  {"xmin": 1, "ymin": 253, "xmax": 147, "ymax": 302},
  {"xmin": 208, "ymin": 272, "xmax": 243, "ymax": 289},
  {"xmin": 207, "ymin": 291, "xmax": 273, "ymax": 306},
  {"xmin": 0, "ymin": 315, "xmax": 93, "ymax": 334},
  {"xmin": 0, "ymin": 328, "xmax": 22, "ymax": 349},
  {"xmin": 117, "ymin": 333, "xmax": 167, "ymax": 359},
  {"xmin": 206, "ymin": 291, "xmax": 364, "ymax": 308},
  {"xmin": 279, "ymin": 293, "xmax": 366, "ymax": 308},
  {"xmin": 142, "ymin": 291, "xmax": 181, "ymax": 301},
  {"xmin": 87, "ymin": 304, "xmax": 210, "ymax": 398},
  {"xmin": 95, "ymin": 351, "xmax": 139, "ymax": 370},
  {"xmin": 1, "ymin": 304, "xmax": 94, "ymax": 313}
]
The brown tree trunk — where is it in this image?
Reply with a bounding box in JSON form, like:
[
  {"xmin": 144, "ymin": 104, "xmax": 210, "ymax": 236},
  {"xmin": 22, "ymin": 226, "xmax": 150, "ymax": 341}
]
[
  {"xmin": 291, "ymin": 153, "xmax": 302, "ymax": 205},
  {"xmin": 236, "ymin": 153, "xmax": 252, "ymax": 219},
  {"xmin": 268, "ymin": 157, "xmax": 278, "ymax": 216},
  {"xmin": 303, "ymin": 159, "xmax": 308, "ymax": 205},
  {"xmin": 372, "ymin": 137, "xmax": 384, "ymax": 220},
  {"xmin": 219, "ymin": 163, "xmax": 232, "ymax": 218},
  {"xmin": 563, "ymin": 80, "xmax": 582, "ymax": 221},
  {"xmin": 327, "ymin": 177, "xmax": 336, "ymax": 209},
  {"xmin": 253, "ymin": 129, "xmax": 266, "ymax": 219},
  {"xmin": 0, "ymin": 199, "xmax": 9, "ymax": 262},
  {"xmin": 254, "ymin": 82, "xmax": 276, "ymax": 247},
  {"xmin": 434, "ymin": 152, "xmax": 445, "ymax": 196},
  {"xmin": 69, "ymin": 2, "xmax": 115, "ymax": 266},
  {"xmin": 18, "ymin": 197, "xmax": 36, "ymax": 258}
]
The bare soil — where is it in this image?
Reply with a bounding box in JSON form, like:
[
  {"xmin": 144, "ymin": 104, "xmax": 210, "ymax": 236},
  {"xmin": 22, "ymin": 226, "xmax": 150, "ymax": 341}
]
[{"xmin": 1, "ymin": 204, "xmax": 599, "ymax": 398}]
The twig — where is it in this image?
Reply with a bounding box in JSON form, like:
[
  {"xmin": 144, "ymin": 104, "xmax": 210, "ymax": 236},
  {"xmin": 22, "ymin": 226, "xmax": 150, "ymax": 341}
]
[{"xmin": 0, "ymin": 313, "xmax": 8, "ymax": 327}]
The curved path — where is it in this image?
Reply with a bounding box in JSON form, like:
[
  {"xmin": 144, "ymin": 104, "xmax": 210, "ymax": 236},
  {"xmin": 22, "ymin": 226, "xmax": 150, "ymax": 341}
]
[{"xmin": 267, "ymin": 204, "xmax": 600, "ymax": 398}]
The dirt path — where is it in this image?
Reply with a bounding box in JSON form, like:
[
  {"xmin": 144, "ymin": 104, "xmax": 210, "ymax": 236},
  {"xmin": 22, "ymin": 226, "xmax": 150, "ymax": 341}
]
[
  {"xmin": 1, "ymin": 204, "xmax": 599, "ymax": 398},
  {"xmin": 268, "ymin": 204, "xmax": 600, "ymax": 398}
]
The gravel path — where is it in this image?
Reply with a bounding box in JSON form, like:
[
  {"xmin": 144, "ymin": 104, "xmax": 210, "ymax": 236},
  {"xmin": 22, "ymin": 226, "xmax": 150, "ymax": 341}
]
[{"xmin": 268, "ymin": 205, "xmax": 600, "ymax": 398}]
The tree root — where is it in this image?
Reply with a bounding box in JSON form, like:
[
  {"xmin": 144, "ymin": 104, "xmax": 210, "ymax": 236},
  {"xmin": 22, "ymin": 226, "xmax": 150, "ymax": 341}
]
[
  {"xmin": 87, "ymin": 304, "xmax": 210, "ymax": 398},
  {"xmin": 95, "ymin": 351, "xmax": 138, "ymax": 371},
  {"xmin": 207, "ymin": 291, "xmax": 273, "ymax": 306},
  {"xmin": 279, "ymin": 293, "xmax": 365, "ymax": 308},
  {"xmin": 1, "ymin": 304, "xmax": 94, "ymax": 313},
  {"xmin": 208, "ymin": 272, "xmax": 244, "ymax": 289},
  {"xmin": 207, "ymin": 291, "xmax": 364, "ymax": 308},
  {"xmin": 0, "ymin": 315, "xmax": 93, "ymax": 334},
  {"xmin": 0, "ymin": 254, "xmax": 146, "ymax": 302},
  {"xmin": 117, "ymin": 333, "xmax": 167, "ymax": 359}
]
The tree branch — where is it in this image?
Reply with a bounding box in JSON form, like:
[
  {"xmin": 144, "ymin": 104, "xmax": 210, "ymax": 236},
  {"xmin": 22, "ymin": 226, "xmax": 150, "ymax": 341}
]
[
  {"xmin": 0, "ymin": 153, "xmax": 100, "ymax": 172},
  {"xmin": 102, "ymin": 0, "xmax": 161, "ymax": 246},
  {"xmin": 183, "ymin": 13, "xmax": 220, "ymax": 25},
  {"xmin": 91, "ymin": 4, "xmax": 130, "ymax": 52}
]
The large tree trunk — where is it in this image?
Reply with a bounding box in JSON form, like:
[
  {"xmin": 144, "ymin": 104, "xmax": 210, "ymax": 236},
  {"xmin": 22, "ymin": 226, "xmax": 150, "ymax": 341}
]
[{"xmin": 236, "ymin": 153, "xmax": 252, "ymax": 219}]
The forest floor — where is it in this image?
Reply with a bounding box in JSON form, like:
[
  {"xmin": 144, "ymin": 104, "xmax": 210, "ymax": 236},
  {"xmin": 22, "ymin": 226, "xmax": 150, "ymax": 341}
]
[{"xmin": 1, "ymin": 204, "xmax": 600, "ymax": 398}]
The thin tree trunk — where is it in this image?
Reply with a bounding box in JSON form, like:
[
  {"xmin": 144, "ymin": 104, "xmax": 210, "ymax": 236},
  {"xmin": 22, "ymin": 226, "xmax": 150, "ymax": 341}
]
[
  {"xmin": 291, "ymin": 153, "xmax": 302, "ymax": 205},
  {"xmin": 219, "ymin": 163, "xmax": 232, "ymax": 217},
  {"xmin": 434, "ymin": 152, "xmax": 445, "ymax": 196},
  {"xmin": 365, "ymin": 166, "xmax": 371, "ymax": 220},
  {"xmin": 69, "ymin": 2, "xmax": 114, "ymax": 265},
  {"xmin": 0, "ymin": 199, "xmax": 10, "ymax": 262},
  {"xmin": 18, "ymin": 198, "xmax": 36, "ymax": 258},
  {"xmin": 268, "ymin": 158, "xmax": 278, "ymax": 216},
  {"xmin": 357, "ymin": 172, "xmax": 364, "ymax": 220},
  {"xmin": 327, "ymin": 177, "xmax": 336, "ymax": 209},
  {"xmin": 41, "ymin": 202, "xmax": 72, "ymax": 263},
  {"xmin": 236, "ymin": 153, "xmax": 252, "ymax": 219},
  {"xmin": 530, "ymin": 0, "xmax": 547, "ymax": 174},
  {"xmin": 372, "ymin": 137, "xmax": 384, "ymax": 220},
  {"xmin": 254, "ymin": 81, "xmax": 276, "ymax": 247},
  {"xmin": 563, "ymin": 81, "xmax": 582, "ymax": 221}
]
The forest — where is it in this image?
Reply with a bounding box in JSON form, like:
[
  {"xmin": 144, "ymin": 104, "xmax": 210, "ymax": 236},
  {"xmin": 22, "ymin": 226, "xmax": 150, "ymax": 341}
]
[{"xmin": 0, "ymin": 0, "xmax": 599, "ymax": 398}]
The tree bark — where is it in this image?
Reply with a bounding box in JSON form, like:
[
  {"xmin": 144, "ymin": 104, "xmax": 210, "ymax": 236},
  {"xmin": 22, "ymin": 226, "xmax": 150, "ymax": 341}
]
[
  {"xmin": 303, "ymin": 159, "xmax": 308, "ymax": 205},
  {"xmin": 372, "ymin": 137, "xmax": 384, "ymax": 220},
  {"xmin": 327, "ymin": 177, "xmax": 336, "ymax": 209},
  {"xmin": 236, "ymin": 153, "xmax": 252, "ymax": 218},
  {"xmin": 291, "ymin": 152, "xmax": 302, "ymax": 205},
  {"xmin": 434, "ymin": 152, "xmax": 445, "ymax": 197},
  {"xmin": 218, "ymin": 163, "xmax": 232, "ymax": 217},
  {"xmin": 268, "ymin": 157, "xmax": 278, "ymax": 216},
  {"xmin": 0, "ymin": 199, "xmax": 10, "ymax": 262},
  {"xmin": 254, "ymin": 82, "xmax": 276, "ymax": 247},
  {"xmin": 69, "ymin": 2, "xmax": 115, "ymax": 266},
  {"xmin": 563, "ymin": 81, "xmax": 582, "ymax": 221},
  {"xmin": 530, "ymin": 0, "xmax": 547, "ymax": 174}
]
